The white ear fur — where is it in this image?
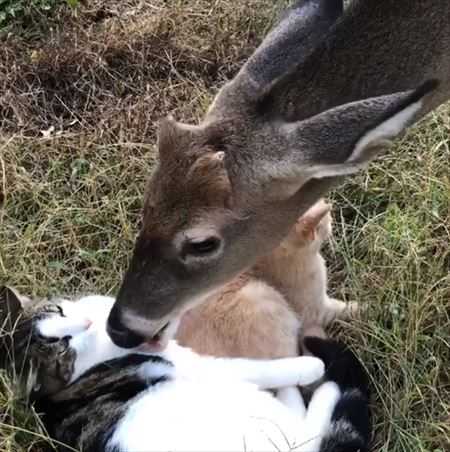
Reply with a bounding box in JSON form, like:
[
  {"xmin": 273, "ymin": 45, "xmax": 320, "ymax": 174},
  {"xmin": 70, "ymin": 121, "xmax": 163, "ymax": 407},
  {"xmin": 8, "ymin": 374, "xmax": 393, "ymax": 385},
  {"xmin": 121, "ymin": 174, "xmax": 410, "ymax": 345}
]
[
  {"xmin": 264, "ymin": 94, "xmax": 425, "ymax": 200},
  {"xmin": 36, "ymin": 312, "xmax": 91, "ymax": 338},
  {"xmin": 349, "ymin": 100, "xmax": 423, "ymax": 162},
  {"xmin": 312, "ymin": 99, "xmax": 423, "ymax": 179},
  {"xmin": 264, "ymin": 161, "xmax": 367, "ymax": 200}
]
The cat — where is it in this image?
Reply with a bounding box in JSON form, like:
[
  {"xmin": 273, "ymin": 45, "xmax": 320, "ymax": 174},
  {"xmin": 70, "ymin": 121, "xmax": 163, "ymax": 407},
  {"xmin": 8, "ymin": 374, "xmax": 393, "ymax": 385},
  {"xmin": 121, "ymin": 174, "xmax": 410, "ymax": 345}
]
[
  {"xmin": 176, "ymin": 200, "xmax": 357, "ymax": 359},
  {"xmin": 253, "ymin": 200, "xmax": 358, "ymax": 332},
  {"xmin": 0, "ymin": 286, "xmax": 370, "ymax": 452}
]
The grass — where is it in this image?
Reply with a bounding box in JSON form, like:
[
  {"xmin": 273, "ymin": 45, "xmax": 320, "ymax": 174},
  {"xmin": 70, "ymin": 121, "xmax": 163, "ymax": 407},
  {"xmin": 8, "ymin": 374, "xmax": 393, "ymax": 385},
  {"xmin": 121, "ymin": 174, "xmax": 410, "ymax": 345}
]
[{"xmin": 0, "ymin": 0, "xmax": 449, "ymax": 450}]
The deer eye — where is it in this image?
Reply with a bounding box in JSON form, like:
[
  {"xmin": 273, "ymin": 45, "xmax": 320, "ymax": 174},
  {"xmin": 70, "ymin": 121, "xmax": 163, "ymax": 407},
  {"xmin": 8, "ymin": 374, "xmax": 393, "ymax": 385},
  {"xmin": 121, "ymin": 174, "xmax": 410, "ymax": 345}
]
[{"xmin": 183, "ymin": 237, "xmax": 222, "ymax": 258}]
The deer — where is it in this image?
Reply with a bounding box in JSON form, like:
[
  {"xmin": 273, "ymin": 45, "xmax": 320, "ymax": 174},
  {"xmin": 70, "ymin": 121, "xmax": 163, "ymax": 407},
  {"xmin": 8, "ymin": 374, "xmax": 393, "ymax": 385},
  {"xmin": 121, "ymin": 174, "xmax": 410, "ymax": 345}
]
[{"xmin": 106, "ymin": 0, "xmax": 450, "ymax": 348}]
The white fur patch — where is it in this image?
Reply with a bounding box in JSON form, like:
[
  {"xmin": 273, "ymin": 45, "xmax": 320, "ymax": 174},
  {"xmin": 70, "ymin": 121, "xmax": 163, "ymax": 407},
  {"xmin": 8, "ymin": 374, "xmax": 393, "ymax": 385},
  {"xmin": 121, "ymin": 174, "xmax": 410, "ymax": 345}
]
[
  {"xmin": 62, "ymin": 296, "xmax": 133, "ymax": 381},
  {"xmin": 294, "ymin": 381, "xmax": 341, "ymax": 452},
  {"xmin": 276, "ymin": 387, "xmax": 306, "ymax": 419},
  {"xmin": 36, "ymin": 315, "xmax": 91, "ymax": 339},
  {"xmin": 107, "ymin": 356, "xmax": 334, "ymax": 452},
  {"xmin": 36, "ymin": 298, "xmax": 107, "ymax": 339},
  {"xmin": 138, "ymin": 360, "xmax": 173, "ymax": 382},
  {"xmin": 122, "ymin": 310, "xmax": 163, "ymax": 335},
  {"xmin": 108, "ymin": 378, "xmax": 304, "ymax": 452},
  {"xmin": 350, "ymin": 100, "xmax": 423, "ymax": 162}
]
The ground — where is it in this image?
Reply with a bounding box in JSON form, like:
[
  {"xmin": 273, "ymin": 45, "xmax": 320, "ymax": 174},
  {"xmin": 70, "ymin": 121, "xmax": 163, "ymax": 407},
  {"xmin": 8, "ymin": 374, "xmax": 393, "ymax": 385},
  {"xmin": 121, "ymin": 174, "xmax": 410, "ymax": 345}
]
[{"xmin": 0, "ymin": 1, "xmax": 449, "ymax": 451}]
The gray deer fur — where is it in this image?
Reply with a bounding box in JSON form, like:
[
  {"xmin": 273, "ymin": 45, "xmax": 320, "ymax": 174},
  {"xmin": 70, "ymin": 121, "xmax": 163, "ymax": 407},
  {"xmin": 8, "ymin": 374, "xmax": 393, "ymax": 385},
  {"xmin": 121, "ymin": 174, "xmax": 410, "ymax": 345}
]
[{"xmin": 106, "ymin": 0, "xmax": 450, "ymax": 347}]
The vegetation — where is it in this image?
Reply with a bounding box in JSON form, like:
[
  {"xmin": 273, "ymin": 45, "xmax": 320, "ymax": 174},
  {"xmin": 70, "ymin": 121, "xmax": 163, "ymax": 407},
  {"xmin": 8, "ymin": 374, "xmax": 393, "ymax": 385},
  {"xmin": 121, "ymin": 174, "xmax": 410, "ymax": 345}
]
[
  {"xmin": 0, "ymin": 1, "xmax": 449, "ymax": 450},
  {"xmin": 0, "ymin": 0, "xmax": 78, "ymax": 30}
]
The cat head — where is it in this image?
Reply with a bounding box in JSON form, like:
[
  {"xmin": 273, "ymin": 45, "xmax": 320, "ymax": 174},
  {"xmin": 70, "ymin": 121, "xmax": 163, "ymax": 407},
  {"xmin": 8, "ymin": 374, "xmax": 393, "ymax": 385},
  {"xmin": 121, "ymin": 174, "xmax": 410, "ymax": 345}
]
[
  {"xmin": 0, "ymin": 287, "xmax": 113, "ymax": 399},
  {"xmin": 281, "ymin": 199, "xmax": 332, "ymax": 250}
]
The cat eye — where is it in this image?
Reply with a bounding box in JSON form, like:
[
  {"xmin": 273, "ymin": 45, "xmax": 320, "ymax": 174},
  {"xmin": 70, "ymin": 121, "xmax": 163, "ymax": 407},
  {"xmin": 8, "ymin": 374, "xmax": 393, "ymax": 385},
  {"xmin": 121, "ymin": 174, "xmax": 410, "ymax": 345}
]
[
  {"xmin": 42, "ymin": 304, "xmax": 65, "ymax": 317},
  {"xmin": 38, "ymin": 334, "xmax": 59, "ymax": 344}
]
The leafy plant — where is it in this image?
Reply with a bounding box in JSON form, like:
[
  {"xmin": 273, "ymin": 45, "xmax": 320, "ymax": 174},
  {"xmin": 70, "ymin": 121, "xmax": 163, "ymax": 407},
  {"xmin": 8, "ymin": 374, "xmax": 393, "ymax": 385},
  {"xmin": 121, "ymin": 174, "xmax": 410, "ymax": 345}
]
[{"xmin": 0, "ymin": 0, "xmax": 78, "ymax": 29}]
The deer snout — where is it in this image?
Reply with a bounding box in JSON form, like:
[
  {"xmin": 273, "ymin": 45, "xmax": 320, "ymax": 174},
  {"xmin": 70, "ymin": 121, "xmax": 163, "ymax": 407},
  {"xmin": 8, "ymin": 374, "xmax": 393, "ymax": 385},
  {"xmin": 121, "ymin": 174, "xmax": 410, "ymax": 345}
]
[{"xmin": 107, "ymin": 305, "xmax": 145, "ymax": 349}]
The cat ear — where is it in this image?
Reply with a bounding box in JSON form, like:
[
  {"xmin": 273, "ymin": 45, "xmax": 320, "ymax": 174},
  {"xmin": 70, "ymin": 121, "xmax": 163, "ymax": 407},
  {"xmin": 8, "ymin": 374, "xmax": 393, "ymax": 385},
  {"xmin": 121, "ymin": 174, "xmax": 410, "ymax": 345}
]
[
  {"xmin": 0, "ymin": 286, "xmax": 26, "ymax": 371},
  {"xmin": 0, "ymin": 286, "xmax": 24, "ymax": 332},
  {"xmin": 299, "ymin": 200, "xmax": 331, "ymax": 240}
]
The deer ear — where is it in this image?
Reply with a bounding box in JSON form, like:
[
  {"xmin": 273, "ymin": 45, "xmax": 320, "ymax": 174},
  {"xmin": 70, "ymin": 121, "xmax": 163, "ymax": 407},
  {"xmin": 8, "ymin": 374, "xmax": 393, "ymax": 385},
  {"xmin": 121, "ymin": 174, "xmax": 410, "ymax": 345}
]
[
  {"xmin": 0, "ymin": 286, "xmax": 24, "ymax": 333},
  {"xmin": 263, "ymin": 80, "xmax": 437, "ymax": 200},
  {"xmin": 211, "ymin": 0, "xmax": 344, "ymax": 110},
  {"xmin": 157, "ymin": 116, "xmax": 199, "ymax": 160},
  {"xmin": 243, "ymin": 0, "xmax": 344, "ymax": 95}
]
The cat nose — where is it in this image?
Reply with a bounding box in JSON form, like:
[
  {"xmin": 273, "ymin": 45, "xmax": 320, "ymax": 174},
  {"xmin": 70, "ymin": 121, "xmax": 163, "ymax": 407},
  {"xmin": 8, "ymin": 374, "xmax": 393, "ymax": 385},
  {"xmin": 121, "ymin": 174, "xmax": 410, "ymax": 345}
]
[{"xmin": 107, "ymin": 306, "xmax": 144, "ymax": 349}]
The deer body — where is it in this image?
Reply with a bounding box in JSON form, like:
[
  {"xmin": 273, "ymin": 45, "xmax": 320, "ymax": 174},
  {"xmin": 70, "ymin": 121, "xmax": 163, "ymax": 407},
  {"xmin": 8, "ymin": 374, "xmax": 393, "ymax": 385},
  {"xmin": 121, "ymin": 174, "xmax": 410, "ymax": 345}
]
[{"xmin": 106, "ymin": 0, "xmax": 450, "ymax": 348}]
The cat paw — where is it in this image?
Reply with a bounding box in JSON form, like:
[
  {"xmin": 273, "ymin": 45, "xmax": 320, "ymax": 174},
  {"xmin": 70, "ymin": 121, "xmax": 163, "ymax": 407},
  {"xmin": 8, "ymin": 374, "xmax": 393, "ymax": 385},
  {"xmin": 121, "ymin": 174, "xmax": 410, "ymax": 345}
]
[
  {"xmin": 296, "ymin": 356, "xmax": 325, "ymax": 386},
  {"xmin": 331, "ymin": 299, "xmax": 361, "ymax": 320}
]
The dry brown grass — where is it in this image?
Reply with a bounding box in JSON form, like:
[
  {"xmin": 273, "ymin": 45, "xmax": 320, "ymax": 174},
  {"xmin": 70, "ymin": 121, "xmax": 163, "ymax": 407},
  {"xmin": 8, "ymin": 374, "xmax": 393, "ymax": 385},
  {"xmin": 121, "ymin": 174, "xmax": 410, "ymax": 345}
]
[
  {"xmin": 1, "ymin": 0, "xmax": 280, "ymax": 139},
  {"xmin": 0, "ymin": 1, "xmax": 449, "ymax": 451}
]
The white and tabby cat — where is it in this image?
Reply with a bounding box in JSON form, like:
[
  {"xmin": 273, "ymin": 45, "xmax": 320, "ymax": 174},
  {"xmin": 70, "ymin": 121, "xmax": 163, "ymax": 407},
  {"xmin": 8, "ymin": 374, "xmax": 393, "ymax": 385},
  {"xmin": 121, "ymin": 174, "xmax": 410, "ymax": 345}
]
[{"xmin": 0, "ymin": 287, "xmax": 370, "ymax": 452}]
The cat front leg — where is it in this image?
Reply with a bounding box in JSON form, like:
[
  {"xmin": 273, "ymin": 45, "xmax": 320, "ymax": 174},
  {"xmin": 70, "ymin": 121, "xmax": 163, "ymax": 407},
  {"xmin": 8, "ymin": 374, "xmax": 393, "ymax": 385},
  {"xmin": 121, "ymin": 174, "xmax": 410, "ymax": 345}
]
[
  {"xmin": 166, "ymin": 342, "xmax": 324, "ymax": 389},
  {"xmin": 217, "ymin": 355, "xmax": 325, "ymax": 389},
  {"xmin": 276, "ymin": 386, "xmax": 307, "ymax": 418}
]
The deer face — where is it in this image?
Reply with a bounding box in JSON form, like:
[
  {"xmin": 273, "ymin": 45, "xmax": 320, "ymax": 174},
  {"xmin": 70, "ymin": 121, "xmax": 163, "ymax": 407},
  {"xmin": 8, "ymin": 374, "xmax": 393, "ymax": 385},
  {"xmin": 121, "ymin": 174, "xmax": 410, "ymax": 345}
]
[
  {"xmin": 106, "ymin": 0, "xmax": 440, "ymax": 348},
  {"xmin": 107, "ymin": 119, "xmax": 253, "ymax": 348},
  {"xmin": 108, "ymin": 114, "xmax": 304, "ymax": 348}
]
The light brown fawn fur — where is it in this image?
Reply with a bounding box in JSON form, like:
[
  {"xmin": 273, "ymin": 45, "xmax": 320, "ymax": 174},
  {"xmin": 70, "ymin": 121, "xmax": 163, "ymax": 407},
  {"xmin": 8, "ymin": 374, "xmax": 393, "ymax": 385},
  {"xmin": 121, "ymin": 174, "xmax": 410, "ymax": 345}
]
[
  {"xmin": 176, "ymin": 200, "xmax": 355, "ymax": 358},
  {"xmin": 106, "ymin": 0, "xmax": 450, "ymax": 348}
]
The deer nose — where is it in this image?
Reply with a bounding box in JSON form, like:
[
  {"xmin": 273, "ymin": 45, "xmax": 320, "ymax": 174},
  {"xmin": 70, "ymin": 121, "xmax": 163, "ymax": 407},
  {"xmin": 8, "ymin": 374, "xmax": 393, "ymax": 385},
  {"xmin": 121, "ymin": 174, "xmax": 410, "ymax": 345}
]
[{"xmin": 107, "ymin": 306, "xmax": 144, "ymax": 349}]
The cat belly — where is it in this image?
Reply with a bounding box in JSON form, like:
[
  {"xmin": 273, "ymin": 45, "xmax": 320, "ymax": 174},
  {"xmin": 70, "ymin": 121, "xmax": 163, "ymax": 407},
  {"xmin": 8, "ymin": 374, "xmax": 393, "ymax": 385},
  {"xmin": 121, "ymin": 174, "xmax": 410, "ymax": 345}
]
[{"xmin": 108, "ymin": 379, "xmax": 305, "ymax": 452}]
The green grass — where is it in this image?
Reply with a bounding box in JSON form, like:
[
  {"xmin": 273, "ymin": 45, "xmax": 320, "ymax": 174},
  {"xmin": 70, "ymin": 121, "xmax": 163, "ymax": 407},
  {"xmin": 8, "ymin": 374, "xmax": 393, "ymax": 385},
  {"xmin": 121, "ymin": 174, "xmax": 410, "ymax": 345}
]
[
  {"xmin": 327, "ymin": 110, "xmax": 450, "ymax": 451},
  {"xmin": 0, "ymin": 1, "xmax": 449, "ymax": 450}
]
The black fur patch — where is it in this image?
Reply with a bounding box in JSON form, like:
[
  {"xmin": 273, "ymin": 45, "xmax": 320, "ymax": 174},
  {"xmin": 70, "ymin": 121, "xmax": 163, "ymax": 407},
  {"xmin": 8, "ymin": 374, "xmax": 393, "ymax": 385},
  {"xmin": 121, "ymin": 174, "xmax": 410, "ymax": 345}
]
[
  {"xmin": 88, "ymin": 424, "xmax": 121, "ymax": 452},
  {"xmin": 304, "ymin": 337, "xmax": 371, "ymax": 452},
  {"xmin": 331, "ymin": 390, "xmax": 370, "ymax": 444},
  {"xmin": 303, "ymin": 337, "xmax": 369, "ymax": 395}
]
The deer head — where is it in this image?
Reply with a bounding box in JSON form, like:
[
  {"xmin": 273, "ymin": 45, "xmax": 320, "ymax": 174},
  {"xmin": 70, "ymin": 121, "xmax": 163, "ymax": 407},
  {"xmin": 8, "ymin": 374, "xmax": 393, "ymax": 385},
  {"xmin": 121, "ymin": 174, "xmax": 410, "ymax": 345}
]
[{"xmin": 107, "ymin": 0, "xmax": 446, "ymax": 348}]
